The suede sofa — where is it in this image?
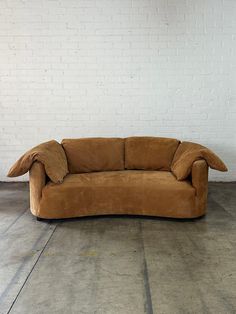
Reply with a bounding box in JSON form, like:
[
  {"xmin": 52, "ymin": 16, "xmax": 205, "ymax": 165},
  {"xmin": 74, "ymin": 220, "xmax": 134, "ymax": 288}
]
[{"xmin": 7, "ymin": 137, "xmax": 227, "ymax": 219}]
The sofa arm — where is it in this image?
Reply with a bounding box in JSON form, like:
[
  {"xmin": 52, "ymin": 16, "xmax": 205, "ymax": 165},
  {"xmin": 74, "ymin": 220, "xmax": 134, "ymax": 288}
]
[
  {"xmin": 191, "ymin": 160, "xmax": 209, "ymax": 214},
  {"xmin": 171, "ymin": 141, "xmax": 227, "ymax": 180},
  {"xmin": 29, "ymin": 162, "xmax": 46, "ymax": 217},
  {"xmin": 7, "ymin": 140, "xmax": 68, "ymax": 184}
]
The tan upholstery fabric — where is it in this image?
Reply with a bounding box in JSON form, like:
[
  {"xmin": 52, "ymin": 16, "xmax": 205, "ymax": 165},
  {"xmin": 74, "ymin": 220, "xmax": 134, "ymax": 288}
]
[
  {"xmin": 62, "ymin": 138, "xmax": 125, "ymax": 173},
  {"xmin": 29, "ymin": 162, "xmax": 46, "ymax": 216},
  {"xmin": 8, "ymin": 137, "xmax": 227, "ymax": 219},
  {"xmin": 39, "ymin": 171, "xmax": 197, "ymax": 219},
  {"xmin": 191, "ymin": 160, "xmax": 209, "ymax": 216},
  {"xmin": 7, "ymin": 140, "xmax": 68, "ymax": 183},
  {"xmin": 125, "ymin": 137, "xmax": 180, "ymax": 170},
  {"xmin": 171, "ymin": 141, "xmax": 227, "ymax": 180}
]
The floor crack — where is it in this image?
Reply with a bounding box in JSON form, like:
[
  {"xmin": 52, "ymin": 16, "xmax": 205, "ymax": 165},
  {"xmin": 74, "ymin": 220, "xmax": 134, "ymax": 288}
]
[
  {"xmin": 7, "ymin": 222, "xmax": 58, "ymax": 314},
  {"xmin": 139, "ymin": 221, "xmax": 153, "ymax": 314}
]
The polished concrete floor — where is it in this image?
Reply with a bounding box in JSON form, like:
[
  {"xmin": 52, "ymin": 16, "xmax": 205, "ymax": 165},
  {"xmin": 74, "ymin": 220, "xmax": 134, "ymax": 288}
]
[{"xmin": 0, "ymin": 182, "xmax": 235, "ymax": 314}]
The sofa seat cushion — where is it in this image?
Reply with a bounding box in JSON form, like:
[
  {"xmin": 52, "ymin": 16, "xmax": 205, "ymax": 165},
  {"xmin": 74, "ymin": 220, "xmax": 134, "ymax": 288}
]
[
  {"xmin": 62, "ymin": 138, "xmax": 125, "ymax": 173},
  {"xmin": 39, "ymin": 171, "xmax": 196, "ymax": 219},
  {"xmin": 125, "ymin": 137, "xmax": 180, "ymax": 171}
]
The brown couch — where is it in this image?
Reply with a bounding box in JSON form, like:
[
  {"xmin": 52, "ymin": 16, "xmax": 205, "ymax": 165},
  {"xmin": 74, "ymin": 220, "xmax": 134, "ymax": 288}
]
[{"xmin": 7, "ymin": 137, "xmax": 227, "ymax": 219}]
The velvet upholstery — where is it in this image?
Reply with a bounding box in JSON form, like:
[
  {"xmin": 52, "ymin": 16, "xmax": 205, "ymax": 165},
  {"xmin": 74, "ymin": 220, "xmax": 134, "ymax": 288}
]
[
  {"xmin": 125, "ymin": 137, "xmax": 180, "ymax": 171},
  {"xmin": 62, "ymin": 138, "xmax": 124, "ymax": 173},
  {"xmin": 171, "ymin": 141, "xmax": 227, "ymax": 180},
  {"xmin": 7, "ymin": 140, "xmax": 68, "ymax": 183},
  {"xmin": 8, "ymin": 137, "xmax": 228, "ymax": 219}
]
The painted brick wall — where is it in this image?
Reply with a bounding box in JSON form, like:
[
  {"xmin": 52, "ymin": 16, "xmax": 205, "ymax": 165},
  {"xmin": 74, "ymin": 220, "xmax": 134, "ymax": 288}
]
[{"xmin": 0, "ymin": 0, "xmax": 235, "ymax": 181}]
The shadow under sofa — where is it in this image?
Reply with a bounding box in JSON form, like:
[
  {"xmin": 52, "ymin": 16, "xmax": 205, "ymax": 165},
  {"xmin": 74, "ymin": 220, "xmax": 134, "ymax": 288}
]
[{"xmin": 7, "ymin": 137, "xmax": 227, "ymax": 220}]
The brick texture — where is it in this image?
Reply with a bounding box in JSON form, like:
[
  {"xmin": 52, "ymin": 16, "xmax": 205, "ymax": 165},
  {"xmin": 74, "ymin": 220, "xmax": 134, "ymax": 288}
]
[{"xmin": 0, "ymin": 0, "xmax": 235, "ymax": 181}]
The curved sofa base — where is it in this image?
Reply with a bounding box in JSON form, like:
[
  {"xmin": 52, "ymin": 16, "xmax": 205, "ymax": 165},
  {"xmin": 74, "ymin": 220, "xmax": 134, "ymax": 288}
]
[{"xmin": 33, "ymin": 209, "xmax": 206, "ymax": 221}]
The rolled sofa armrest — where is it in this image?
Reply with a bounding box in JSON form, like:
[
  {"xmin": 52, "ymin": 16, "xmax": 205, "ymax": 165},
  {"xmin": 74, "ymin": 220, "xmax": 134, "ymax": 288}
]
[
  {"xmin": 29, "ymin": 162, "xmax": 46, "ymax": 216},
  {"xmin": 7, "ymin": 140, "xmax": 68, "ymax": 184}
]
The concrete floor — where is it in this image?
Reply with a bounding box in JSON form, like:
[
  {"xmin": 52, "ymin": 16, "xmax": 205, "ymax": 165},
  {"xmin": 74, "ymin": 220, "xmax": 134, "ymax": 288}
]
[{"xmin": 0, "ymin": 183, "xmax": 235, "ymax": 314}]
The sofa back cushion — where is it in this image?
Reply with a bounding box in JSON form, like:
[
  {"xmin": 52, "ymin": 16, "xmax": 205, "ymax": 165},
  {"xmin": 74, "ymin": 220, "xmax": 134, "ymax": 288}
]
[
  {"xmin": 125, "ymin": 137, "xmax": 180, "ymax": 171},
  {"xmin": 61, "ymin": 138, "xmax": 125, "ymax": 173}
]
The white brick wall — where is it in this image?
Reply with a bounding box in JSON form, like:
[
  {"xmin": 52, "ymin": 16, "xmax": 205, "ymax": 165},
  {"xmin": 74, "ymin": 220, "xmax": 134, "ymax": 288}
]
[{"xmin": 0, "ymin": 0, "xmax": 235, "ymax": 182}]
